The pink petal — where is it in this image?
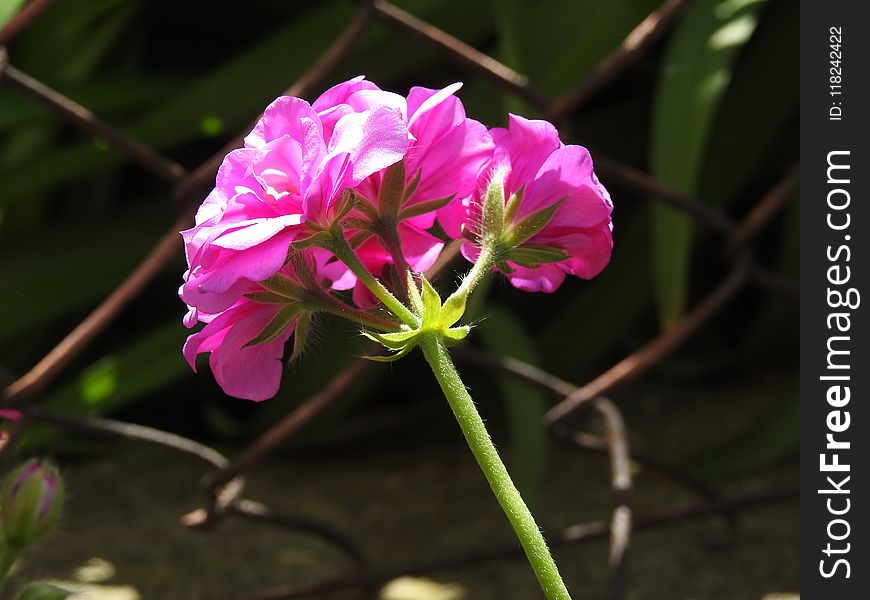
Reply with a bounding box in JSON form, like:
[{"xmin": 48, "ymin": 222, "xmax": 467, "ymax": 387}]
[
  {"xmin": 245, "ymin": 96, "xmax": 323, "ymax": 149},
  {"xmin": 492, "ymin": 114, "xmax": 561, "ymax": 197},
  {"xmin": 398, "ymin": 224, "xmax": 444, "ymax": 272},
  {"xmin": 504, "ymin": 262, "xmax": 567, "ymax": 293},
  {"xmin": 521, "ymin": 145, "xmax": 612, "ymax": 227},
  {"xmin": 210, "ymin": 305, "xmax": 294, "ymax": 401}
]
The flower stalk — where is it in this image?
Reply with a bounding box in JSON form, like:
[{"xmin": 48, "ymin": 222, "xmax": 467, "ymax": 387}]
[
  {"xmin": 323, "ymin": 228, "xmax": 420, "ymax": 328},
  {"xmin": 419, "ymin": 333, "xmax": 572, "ymax": 600}
]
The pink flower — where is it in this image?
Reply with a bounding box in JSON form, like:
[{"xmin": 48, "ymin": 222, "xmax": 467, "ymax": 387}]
[
  {"xmin": 318, "ymin": 80, "xmax": 492, "ymax": 304},
  {"xmin": 460, "ymin": 114, "xmax": 613, "ymax": 293},
  {"xmin": 179, "ymin": 86, "xmax": 408, "ymax": 315},
  {"xmin": 183, "ymin": 249, "xmax": 342, "ymax": 401}
]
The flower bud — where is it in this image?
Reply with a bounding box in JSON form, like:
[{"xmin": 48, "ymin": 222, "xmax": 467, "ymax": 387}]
[
  {"xmin": 480, "ymin": 169, "xmax": 507, "ymax": 243},
  {"xmin": 1, "ymin": 459, "xmax": 63, "ymax": 549}
]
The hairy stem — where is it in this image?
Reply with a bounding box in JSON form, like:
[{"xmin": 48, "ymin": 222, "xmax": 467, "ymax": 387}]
[
  {"xmin": 419, "ymin": 333, "xmax": 572, "ymax": 600},
  {"xmin": 0, "ymin": 547, "xmax": 18, "ymax": 589},
  {"xmin": 376, "ymin": 218, "xmax": 412, "ymax": 299},
  {"xmin": 444, "ymin": 241, "xmax": 500, "ymax": 308},
  {"xmin": 325, "ymin": 231, "xmax": 419, "ymax": 328},
  {"xmin": 307, "ymin": 291, "xmax": 400, "ymax": 331}
]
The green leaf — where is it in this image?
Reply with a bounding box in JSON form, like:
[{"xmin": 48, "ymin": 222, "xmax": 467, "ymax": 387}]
[
  {"xmin": 243, "ymin": 305, "xmax": 302, "ymax": 348},
  {"xmin": 699, "ymin": 0, "xmax": 799, "ymax": 205},
  {"xmin": 0, "ymin": 1, "xmax": 356, "ymax": 205},
  {"xmin": 0, "ymin": 0, "xmax": 28, "ymax": 29},
  {"xmin": 40, "ymin": 321, "xmax": 188, "ymax": 415},
  {"xmin": 649, "ymin": 0, "xmax": 768, "ymax": 328},
  {"xmin": 0, "ymin": 207, "xmax": 168, "ymax": 343},
  {"xmin": 478, "ymin": 308, "xmax": 547, "ymax": 504}
]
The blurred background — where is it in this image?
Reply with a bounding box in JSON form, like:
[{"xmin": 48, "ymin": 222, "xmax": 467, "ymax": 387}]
[{"xmin": 0, "ymin": 0, "xmax": 798, "ymax": 598}]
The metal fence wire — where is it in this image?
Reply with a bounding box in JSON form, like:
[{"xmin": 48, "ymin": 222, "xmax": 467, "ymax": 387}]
[{"xmin": 0, "ymin": 1, "xmax": 798, "ymax": 599}]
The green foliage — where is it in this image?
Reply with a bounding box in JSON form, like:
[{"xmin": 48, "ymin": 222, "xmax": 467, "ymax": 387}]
[{"xmin": 649, "ymin": 0, "xmax": 768, "ymax": 328}]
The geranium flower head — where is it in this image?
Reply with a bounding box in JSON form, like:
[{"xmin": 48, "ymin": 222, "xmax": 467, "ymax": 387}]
[
  {"xmin": 179, "ymin": 85, "xmax": 408, "ymax": 315},
  {"xmin": 183, "ymin": 248, "xmax": 343, "ymax": 401},
  {"xmin": 321, "ymin": 81, "xmax": 493, "ymax": 305},
  {"xmin": 459, "ymin": 114, "xmax": 613, "ymax": 293}
]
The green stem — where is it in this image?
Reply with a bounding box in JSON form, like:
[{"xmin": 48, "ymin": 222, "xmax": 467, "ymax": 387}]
[
  {"xmin": 419, "ymin": 333, "xmax": 572, "ymax": 600},
  {"xmin": 325, "ymin": 231, "xmax": 419, "ymax": 328},
  {"xmin": 0, "ymin": 546, "xmax": 19, "ymax": 589},
  {"xmin": 444, "ymin": 241, "xmax": 500, "ymax": 308},
  {"xmin": 307, "ymin": 292, "xmax": 400, "ymax": 331},
  {"xmin": 376, "ymin": 218, "xmax": 412, "ymax": 300}
]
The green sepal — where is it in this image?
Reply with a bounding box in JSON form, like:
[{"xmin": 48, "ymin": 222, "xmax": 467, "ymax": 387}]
[
  {"xmin": 341, "ymin": 216, "xmax": 375, "ymax": 232},
  {"xmin": 243, "ymin": 304, "xmax": 303, "ymax": 348},
  {"xmin": 291, "ymin": 230, "xmax": 331, "ymax": 250},
  {"xmin": 443, "ymin": 325, "xmax": 471, "ymax": 345},
  {"xmin": 505, "ymin": 244, "xmax": 569, "ymax": 267},
  {"xmin": 377, "ymin": 160, "xmax": 407, "ymax": 219},
  {"xmin": 361, "ymin": 328, "xmax": 420, "ymax": 350},
  {"xmin": 289, "ymin": 311, "xmax": 312, "ymax": 363},
  {"xmin": 439, "ymin": 290, "xmax": 467, "ymax": 328},
  {"xmin": 505, "ymin": 198, "xmax": 564, "ymax": 247},
  {"xmin": 419, "ymin": 275, "xmax": 442, "ymax": 325},
  {"xmin": 398, "ymin": 194, "xmax": 455, "ymax": 222},
  {"xmin": 403, "ymin": 169, "xmax": 422, "ymax": 202},
  {"xmin": 504, "ymin": 185, "xmax": 525, "ymax": 224},
  {"xmin": 245, "ymin": 291, "xmax": 293, "ymax": 304},
  {"xmin": 347, "ymin": 230, "xmax": 373, "ymax": 248},
  {"xmin": 407, "ymin": 272, "xmax": 424, "ymax": 315},
  {"xmin": 260, "ymin": 274, "xmax": 306, "ymax": 300},
  {"xmin": 353, "ymin": 196, "xmax": 380, "ymax": 221},
  {"xmin": 361, "ymin": 343, "xmax": 416, "ymax": 362},
  {"xmin": 332, "ymin": 189, "xmax": 357, "ymax": 221}
]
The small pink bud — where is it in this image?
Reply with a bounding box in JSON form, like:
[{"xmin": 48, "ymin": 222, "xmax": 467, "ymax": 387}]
[{"xmin": 1, "ymin": 459, "xmax": 64, "ymax": 549}]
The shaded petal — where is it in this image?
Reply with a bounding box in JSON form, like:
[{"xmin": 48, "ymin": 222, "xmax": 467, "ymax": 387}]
[
  {"xmin": 210, "ymin": 305, "xmax": 295, "ymax": 401},
  {"xmin": 521, "ymin": 145, "xmax": 612, "ymax": 227},
  {"xmin": 398, "ymin": 224, "xmax": 444, "ymax": 273},
  {"xmin": 503, "ymin": 262, "xmax": 567, "ymax": 293}
]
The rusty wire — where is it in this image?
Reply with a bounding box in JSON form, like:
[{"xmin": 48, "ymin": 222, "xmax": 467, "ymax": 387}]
[{"xmin": 0, "ymin": 0, "xmax": 798, "ymax": 598}]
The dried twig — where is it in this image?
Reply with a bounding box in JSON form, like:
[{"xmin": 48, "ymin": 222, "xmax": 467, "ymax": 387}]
[
  {"xmin": 545, "ymin": 253, "xmax": 751, "ymax": 424},
  {"xmin": 548, "ymin": 0, "xmax": 691, "ymax": 118},
  {"xmin": 0, "ymin": 0, "xmax": 57, "ymax": 46},
  {"xmin": 0, "ymin": 53, "xmax": 187, "ymax": 183},
  {"xmin": 372, "ymin": 0, "xmax": 549, "ymax": 108}
]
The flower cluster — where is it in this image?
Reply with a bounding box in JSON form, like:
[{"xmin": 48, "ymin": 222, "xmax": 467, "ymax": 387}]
[{"xmin": 180, "ymin": 77, "xmax": 613, "ymax": 400}]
